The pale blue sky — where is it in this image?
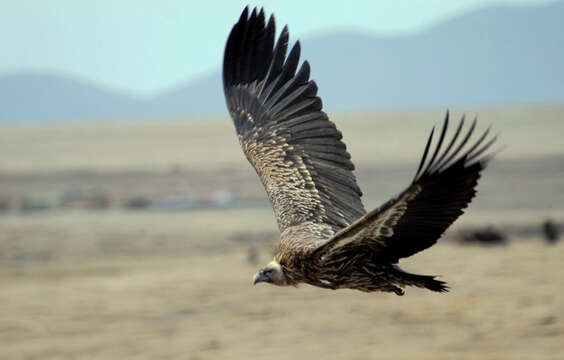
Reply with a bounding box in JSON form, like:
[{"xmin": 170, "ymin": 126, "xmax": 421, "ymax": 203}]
[{"xmin": 0, "ymin": 0, "xmax": 553, "ymax": 96}]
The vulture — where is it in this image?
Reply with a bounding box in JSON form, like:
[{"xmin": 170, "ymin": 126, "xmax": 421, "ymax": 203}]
[{"xmin": 223, "ymin": 7, "xmax": 497, "ymax": 295}]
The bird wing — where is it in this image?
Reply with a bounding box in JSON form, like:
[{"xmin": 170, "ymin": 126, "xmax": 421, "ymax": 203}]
[
  {"xmin": 313, "ymin": 113, "xmax": 497, "ymax": 263},
  {"xmin": 223, "ymin": 7, "xmax": 366, "ymax": 233}
]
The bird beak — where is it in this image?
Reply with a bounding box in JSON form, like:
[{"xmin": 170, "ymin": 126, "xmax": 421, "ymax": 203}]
[{"xmin": 252, "ymin": 271, "xmax": 263, "ymax": 285}]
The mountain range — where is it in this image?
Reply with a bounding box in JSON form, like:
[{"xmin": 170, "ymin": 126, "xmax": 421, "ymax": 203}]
[{"xmin": 1, "ymin": 1, "xmax": 563, "ymax": 124}]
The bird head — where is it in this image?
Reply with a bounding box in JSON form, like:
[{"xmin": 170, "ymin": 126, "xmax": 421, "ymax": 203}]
[{"xmin": 252, "ymin": 259, "xmax": 287, "ymax": 286}]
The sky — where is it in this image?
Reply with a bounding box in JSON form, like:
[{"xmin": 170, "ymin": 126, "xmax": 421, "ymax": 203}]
[{"xmin": 0, "ymin": 0, "xmax": 554, "ymax": 97}]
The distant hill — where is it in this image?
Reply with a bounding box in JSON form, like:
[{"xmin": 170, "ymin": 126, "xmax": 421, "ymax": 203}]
[
  {"xmin": 301, "ymin": 1, "xmax": 564, "ymax": 109},
  {"xmin": 0, "ymin": 73, "xmax": 143, "ymax": 123},
  {"xmin": 1, "ymin": 1, "xmax": 563, "ymax": 124}
]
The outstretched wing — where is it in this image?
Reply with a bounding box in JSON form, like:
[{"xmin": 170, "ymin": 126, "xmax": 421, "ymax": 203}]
[
  {"xmin": 314, "ymin": 112, "xmax": 496, "ymax": 263},
  {"xmin": 223, "ymin": 7, "xmax": 365, "ymax": 233}
]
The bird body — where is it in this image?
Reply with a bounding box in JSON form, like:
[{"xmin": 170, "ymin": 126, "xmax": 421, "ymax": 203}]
[{"xmin": 224, "ymin": 7, "xmax": 496, "ymax": 295}]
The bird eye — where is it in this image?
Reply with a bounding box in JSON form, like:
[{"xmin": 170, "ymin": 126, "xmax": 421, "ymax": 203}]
[{"xmin": 263, "ymin": 270, "xmax": 274, "ymax": 276}]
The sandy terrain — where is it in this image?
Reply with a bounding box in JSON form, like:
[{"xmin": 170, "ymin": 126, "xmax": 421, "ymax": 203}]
[
  {"xmin": 0, "ymin": 105, "xmax": 563, "ymax": 359},
  {"xmin": 1, "ymin": 105, "xmax": 563, "ymax": 173},
  {"xmin": 1, "ymin": 208, "xmax": 563, "ymax": 360}
]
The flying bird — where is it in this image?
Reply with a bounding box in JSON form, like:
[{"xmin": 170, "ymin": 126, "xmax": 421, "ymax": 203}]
[{"xmin": 223, "ymin": 7, "xmax": 496, "ymax": 295}]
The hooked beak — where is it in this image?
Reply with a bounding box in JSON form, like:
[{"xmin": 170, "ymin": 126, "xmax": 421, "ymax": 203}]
[{"xmin": 252, "ymin": 271, "xmax": 264, "ymax": 285}]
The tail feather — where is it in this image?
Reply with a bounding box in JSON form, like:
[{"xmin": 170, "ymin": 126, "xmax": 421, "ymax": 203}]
[{"xmin": 392, "ymin": 266, "xmax": 449, "ymax": 293}]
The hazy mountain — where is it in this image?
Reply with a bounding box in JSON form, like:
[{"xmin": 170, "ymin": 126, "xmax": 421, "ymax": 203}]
[
  {"xmin": 1, "ymin": 1, "xmax": 563, "ymax": 124},
  {"xmin": 142, "ymin": 72, "xmax": 224, "ymax": 119},
  {"xmin": 299, "ymin": 1, "xmax": 564, "ymax": 109},
  {"xmin": 0, "ymin": 73, "xmax": 143, "ymax": 123}
]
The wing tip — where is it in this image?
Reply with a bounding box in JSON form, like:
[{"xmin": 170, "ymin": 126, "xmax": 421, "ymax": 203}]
[
  {"xmin": 224, "ymin": 6, "xmax": 278, "ymax": 88},
  {"xmin": 414, "ymin": 111, "xmax": 499, "ymax": 182}
]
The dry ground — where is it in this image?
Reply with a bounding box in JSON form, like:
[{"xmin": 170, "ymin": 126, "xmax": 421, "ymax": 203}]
[
  {"xmin": 1, "ymin": 105, "xmax": 563, "ymax": 359},
  {"xmin": 1, "ymin": 210, "xmax": 563, "ymax": 360},
  {"xmin": 2, "ymin": 105, "xmax": 563, "ymax": 173}
]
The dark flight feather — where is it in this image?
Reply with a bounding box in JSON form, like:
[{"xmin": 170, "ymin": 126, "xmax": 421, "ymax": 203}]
[
  {"xmin": 223, "ymin": 6, "xmax": 365, "ymax": 233},
  {"xmin": 314, "ymin": 112, "xmax": 495, "ymax": 263}
]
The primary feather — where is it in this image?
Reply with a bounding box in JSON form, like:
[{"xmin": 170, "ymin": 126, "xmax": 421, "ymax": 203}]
[
  {"xmin": 224, "ymin": 7, "xmax": 365, "ymax": 233},
  {"xmin": 223, "ymin": 7, "xmax": 497, "ymax": 295},
  {"xmin": 314, "ymin": 112, "xmax": 496, "ymax": 264}
]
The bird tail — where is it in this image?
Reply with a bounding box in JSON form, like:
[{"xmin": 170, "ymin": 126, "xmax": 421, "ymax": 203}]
[{"xmin": 391, "ymin": 265, "xmax": 449, "ymax": 293}]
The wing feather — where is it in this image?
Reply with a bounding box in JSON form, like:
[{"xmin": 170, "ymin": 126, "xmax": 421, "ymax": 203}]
[
  {"xmin": 223, "ymin": 7, "xmax": 365, "ymax": 233},
  {"xmin": 314, "ymin": 113, "xmax": 496, "ymax": 263}
]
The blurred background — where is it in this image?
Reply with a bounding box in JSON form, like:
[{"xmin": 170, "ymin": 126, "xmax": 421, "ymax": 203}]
[{"xmin": 0, "ymin": 1, "xmax": 563, "ymax": 359}]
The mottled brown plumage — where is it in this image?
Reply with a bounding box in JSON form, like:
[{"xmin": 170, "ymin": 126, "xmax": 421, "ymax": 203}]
[{"xmin": 224, "ymin": 7, "xmax": 497, "ymax": 295}]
